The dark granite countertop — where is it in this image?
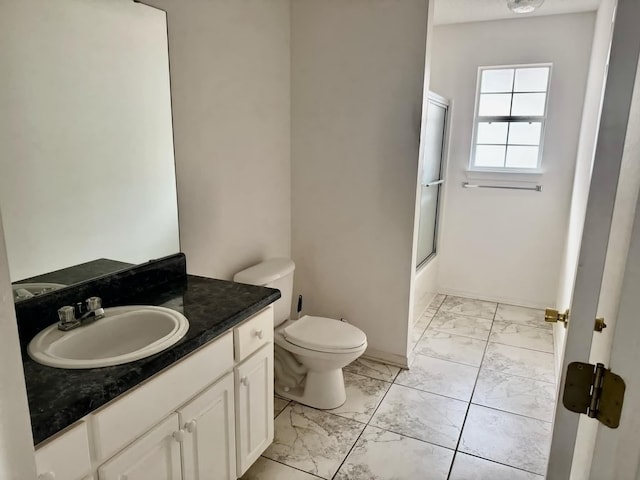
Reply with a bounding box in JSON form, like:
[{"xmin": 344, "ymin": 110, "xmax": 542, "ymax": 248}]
[{"xmin": 23, "ymin": 274, "xmax": 280, "ymax": 445}]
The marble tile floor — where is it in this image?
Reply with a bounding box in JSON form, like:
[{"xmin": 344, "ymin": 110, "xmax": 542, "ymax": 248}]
[{"xmin": 242, "ymin": 295, "xmax": 555, "ymax": 480}]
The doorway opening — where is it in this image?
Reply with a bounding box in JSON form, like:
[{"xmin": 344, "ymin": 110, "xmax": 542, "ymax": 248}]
[{"xmin": 410, "ymin": 0, "xmax": 640, "ymax": 478}]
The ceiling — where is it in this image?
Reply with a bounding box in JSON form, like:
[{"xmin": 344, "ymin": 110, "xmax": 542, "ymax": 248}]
[{"xmin": 434, "ymin": 0, "xmax": 602, "ymax": 25}]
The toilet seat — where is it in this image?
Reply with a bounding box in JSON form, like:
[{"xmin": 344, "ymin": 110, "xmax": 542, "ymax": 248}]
[{"xmin": 283, "ymin": 315, "xmax": 367, "ymax": 354}]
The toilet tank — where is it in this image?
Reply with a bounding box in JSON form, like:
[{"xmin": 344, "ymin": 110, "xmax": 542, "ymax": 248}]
[{"xmin": 233, "ymin": 258, "xmax": 295, "ymax": 327}]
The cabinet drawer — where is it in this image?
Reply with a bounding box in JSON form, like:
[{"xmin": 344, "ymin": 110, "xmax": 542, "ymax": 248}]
[
  {"xmin": 35, "ymin": 421, "xmax": 91, "ymax": 480},
  {"xmin": 92, "ymin": 332, "xmax": 233, "ymax": 462},
  {"xmin": 234, "ymin": 306, "xmax": 273, "ymax": 362}
]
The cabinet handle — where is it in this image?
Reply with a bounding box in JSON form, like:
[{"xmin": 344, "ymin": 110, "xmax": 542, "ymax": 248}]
[
  {"xmin": 38, "ymin": 473, "xmax": 55, "ymax": 480},
  {"xmin": 185, "ymin": 420, "xmax": 197, "ymax": 433},
  {"xmin": 240, "ymin": 376, "xmax": 249, "ymax": 386},
  {"xmin": 172, "ymin": 429, "xmax": 185, "ymax": 442},
  {"xmin": 255, "ymin": 329, "xmax": 264, "ymax": 340}
]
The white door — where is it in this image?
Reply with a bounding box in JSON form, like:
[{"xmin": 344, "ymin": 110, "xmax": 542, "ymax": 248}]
[
  {"xmin": 588, "ymin": 183, "xmax": 640, "ymax": 478},
  {"xmin": 547, "ymin": 0, "xmax": 640, "ymax": 478},
  {"xmin": 234, "ymin": 344, "xmax": 274, "ymax": 476},
  {"xmin": 178, "ymin": 373, "xmax": 236, "ymax": 480},
  {"xmin": 98, "ymin": 414, "xmax": 183, "ymax": 480}
]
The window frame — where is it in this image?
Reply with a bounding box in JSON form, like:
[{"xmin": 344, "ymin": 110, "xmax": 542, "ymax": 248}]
[{"xmin": 469, "ymin": 63, "xmax": 553, "ymax": 173}]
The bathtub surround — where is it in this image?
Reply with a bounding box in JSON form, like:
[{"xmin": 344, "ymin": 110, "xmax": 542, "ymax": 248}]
[
  {"xmin": 14, "ymin": 254, "xmax": 280, "ymax": 445},
  {"xmin": 413, "ymin": 257, "xmax": 440, "ymax": 325}
]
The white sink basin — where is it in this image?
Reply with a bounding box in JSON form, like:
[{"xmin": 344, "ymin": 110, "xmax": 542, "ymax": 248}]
[
  {"xmin": 28, "ymin": 305, "xmax": 189, "ymax": 369},
  {"xmin": 13, "ymin": 282, "xmax": 67, "ymax": 301}
]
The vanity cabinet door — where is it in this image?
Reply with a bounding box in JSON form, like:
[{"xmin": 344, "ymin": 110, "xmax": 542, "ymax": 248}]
[
  {"xmin": 35, "ymin": 421, "xmax": 92, "ymax": 480},
  {"xmin": 234, "ymin": 344, "xmax": 274, "ymax": 476},
  {"xmin": 178, "ymin": 372, "xmax": 236, "ymax": 480},
  {"xmin": 98, "ymin": 414, "xmax": 183, "ymax": 480}
]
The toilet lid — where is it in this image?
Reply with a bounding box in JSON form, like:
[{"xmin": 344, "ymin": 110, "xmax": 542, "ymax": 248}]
[{"xmin": 283, "ymin": 315, "xmax": 367, "ymax": 352}]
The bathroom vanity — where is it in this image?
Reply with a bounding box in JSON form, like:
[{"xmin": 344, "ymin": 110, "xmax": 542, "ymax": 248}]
[{"xmin": 16, "ymin": 255, "xmax": 279, "ymax": 480}]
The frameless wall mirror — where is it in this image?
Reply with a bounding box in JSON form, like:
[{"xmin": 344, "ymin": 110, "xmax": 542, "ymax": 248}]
[{"xmin": 0, "ymin": 0, "xmax": 180, "ymax": 301}]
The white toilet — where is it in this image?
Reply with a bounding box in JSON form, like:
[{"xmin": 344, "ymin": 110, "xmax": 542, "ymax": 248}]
[{"xmin": 234, "ymin": 258, "xmax": 367, "ymax": 409}]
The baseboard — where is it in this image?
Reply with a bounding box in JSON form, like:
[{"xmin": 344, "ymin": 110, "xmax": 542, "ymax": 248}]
[
  {"xmin": 436, "ymin": 287, "xmax": 550, "ymax": 310},
  {"xmin": 363, "ymin": 348, "xmax": 409, "ymax": 369}
]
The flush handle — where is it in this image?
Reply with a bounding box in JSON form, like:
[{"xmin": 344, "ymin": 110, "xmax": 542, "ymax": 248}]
[{"xmin": 254, "ymin": 329, "xmax": 264, "ymax": 340}]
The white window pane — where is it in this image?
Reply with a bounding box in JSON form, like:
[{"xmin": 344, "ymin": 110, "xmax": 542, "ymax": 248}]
[
  {"xmin": 515, "ymin": 67, "xmax": 550, "ymax": 92},
  {"xmin": 481, "ymin": 69, "xmax": 514, "ymax": 93},
  {"xmin": 508, "ymin": 122, "xmax": 542, "ymax": 145},
  {"xmin": 477, "ymin": 122, "xmax": 508, "ymax": 144},
  {"xmin": 479, "ymin": 94, "xmax": 512, "ymax": 116},
  {"xmin": 506, "ymin": 146, "xmax": 539, "ymax": 168},
  {"xmin": 511, "ymin": 93, "xmax": 546, "ymax": 116},
  {"xmin": 475, "ymin": 145, "xmax": 506, "ymax": 167}
]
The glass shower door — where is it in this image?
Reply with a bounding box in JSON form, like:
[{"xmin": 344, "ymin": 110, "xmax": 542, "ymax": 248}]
[{"xmin": 416, "ymin": 93, "xmax": 448, "ymax": 268}]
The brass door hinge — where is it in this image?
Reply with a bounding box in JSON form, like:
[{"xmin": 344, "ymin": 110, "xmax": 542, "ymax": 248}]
[
  {"xmin": 563, "ymin": 362, "xmax": 626, "ymax": 428},
  {"xmin": 545, "ymin": 308, "xmax": 569, "ymax": 327}
]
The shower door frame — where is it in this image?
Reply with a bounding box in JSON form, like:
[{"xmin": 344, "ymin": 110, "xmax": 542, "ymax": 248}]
[{"xmin": 416, "ymin": 91, "xmax": 450, "ymax": 270}]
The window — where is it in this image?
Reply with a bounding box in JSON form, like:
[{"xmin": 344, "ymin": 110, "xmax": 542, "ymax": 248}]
[{"xmin": 471, "ymin": 64, "xmax": 551, "ymax": 171}]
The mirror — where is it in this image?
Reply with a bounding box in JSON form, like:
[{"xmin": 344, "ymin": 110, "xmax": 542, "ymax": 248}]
[{"xmin": 1, "ymin": 0, "xmax": 180, "ymax": 300}]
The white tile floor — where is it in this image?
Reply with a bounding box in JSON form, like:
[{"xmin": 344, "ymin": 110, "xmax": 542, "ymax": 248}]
[{"xmin": 241, "ymin": 295, "xmax": 555, "ymax": 480}]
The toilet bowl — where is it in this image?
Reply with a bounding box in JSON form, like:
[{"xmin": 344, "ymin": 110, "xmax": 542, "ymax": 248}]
[
  {"xmin": 275, "ymin": 316, "xmax": 367, "ymax": 409},
  {"xmin": 234, "ymin": 259, "xmax": 368, "ymax": 409}
]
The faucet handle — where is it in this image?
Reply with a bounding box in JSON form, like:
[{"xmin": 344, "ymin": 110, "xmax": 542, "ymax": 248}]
[
  {"xmin": 86, "ymin": 297, "xmax": 102, "ymax": 311},
  {"xmin": 58, "ymin": 306, "xmax": 76, "ymax": 323},
  {"xmin": 57, "ymin": 306, "xmax": 79, "ymax": 331}
]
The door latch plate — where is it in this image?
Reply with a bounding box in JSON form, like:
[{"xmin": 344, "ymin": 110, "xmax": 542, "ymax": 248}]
[{"xmin": 594, "ymin": 317, "xmax": 607, "ymax": 332}]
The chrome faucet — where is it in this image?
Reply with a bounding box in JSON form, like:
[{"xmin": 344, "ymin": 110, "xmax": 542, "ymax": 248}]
[{"xmin": 57, "ymin": 296, "xmax": 105, "ymax": 331}]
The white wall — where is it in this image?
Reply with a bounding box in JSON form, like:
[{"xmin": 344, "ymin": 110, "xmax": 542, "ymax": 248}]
[
  {"xmin": 554, "ymin": 0, "xmax": 616, "ymax": 374},
  {"xmin": 430, "ymin": 13, "xmax": 595, "ymax": 308},
  {"xmin": 148, "ymin": 0, "xmax": 291, "ymax": 280},
  {"xmin": 0, "ymin": 211, "xmax": 37, "ymax": 479},
  {"xmin": 0, "ymin": 0, "xmax": 179, "ymax": 281},
  {"xmin": 291, "ymin": 0, "xmax": 429, "ymax": 366}
]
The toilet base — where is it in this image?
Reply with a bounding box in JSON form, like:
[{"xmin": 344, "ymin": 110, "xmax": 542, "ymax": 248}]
[{"xmin": 276, "ymin": 368, "xmax": 347, "ymax": 410}]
